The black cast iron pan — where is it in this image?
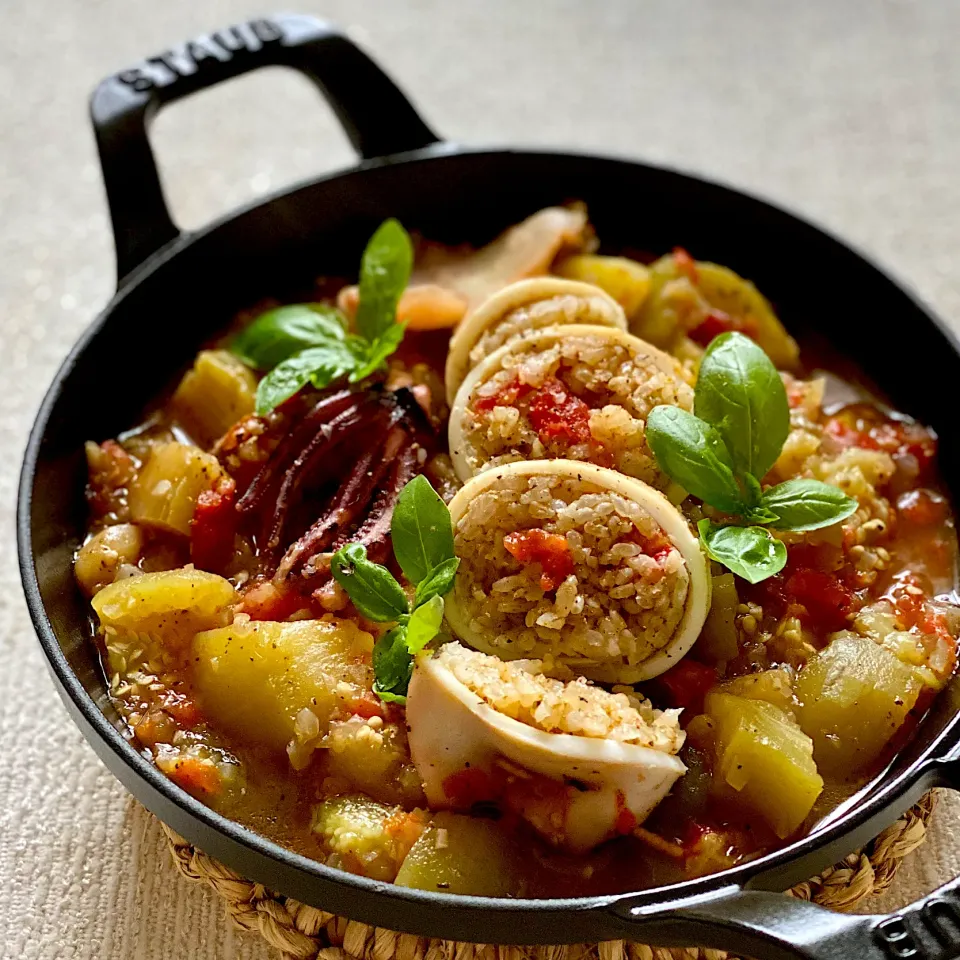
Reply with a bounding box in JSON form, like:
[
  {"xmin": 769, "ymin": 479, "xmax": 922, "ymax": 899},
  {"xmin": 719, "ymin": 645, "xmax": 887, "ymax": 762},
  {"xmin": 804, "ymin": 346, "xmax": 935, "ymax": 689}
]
[{"xmin": 17, "ymin": 14, "xmax": 960, "ymax": 959}]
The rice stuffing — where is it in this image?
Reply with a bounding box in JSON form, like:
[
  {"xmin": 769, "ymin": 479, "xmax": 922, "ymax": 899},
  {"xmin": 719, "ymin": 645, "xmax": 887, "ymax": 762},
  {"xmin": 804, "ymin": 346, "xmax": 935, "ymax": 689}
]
[
  {"xmin": 451, "ymin": 471, "xmax": 691, "ymax": 671},
  {"xmin": 457, "ymin": 331, "xmax": 693, "ymax": 487},
  {"xmin": 434, "ymin": 641, "xmax": 684, "ymax": 754}
]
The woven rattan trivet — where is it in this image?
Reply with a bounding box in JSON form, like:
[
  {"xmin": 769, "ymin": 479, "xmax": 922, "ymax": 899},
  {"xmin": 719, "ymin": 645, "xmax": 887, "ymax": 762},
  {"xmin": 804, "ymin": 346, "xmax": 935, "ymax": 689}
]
[{"xmin": 160, "ymin": 791, "xmax": 937, "ymax": 960}]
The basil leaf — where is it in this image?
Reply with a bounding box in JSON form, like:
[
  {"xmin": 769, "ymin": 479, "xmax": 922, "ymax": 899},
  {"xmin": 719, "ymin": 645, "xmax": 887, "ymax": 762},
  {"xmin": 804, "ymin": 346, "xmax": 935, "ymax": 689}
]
[
  {"xmin": 254, "ymin": 343, "xmax": 357, "ymax": 415},
  {"xmin": 761, "ymin": 478, "xmax": 858, "ymax": 532},
  {"xmin": 406, "ymin": 595, "xmax": 444, "ymax": 653},
  {"xmin": 330, "ymin": 543, "xmax": 409, "ymax": 621},
  {"xmin": 694, "ymin": 332, "xmax": 790, "ymax": 481},
  {"xmin": 350, "ymin": 323, "xmax": 407, "ymax": 383},
  {"xmin": 391, "ymin": 475, "xmax": 456, "ymax": 584},
  {"xmin": 232, "ymin": 304, "xmax": 346, "ymax": 370},
  {"xmin": 743, "ymin": 504, "xmax": 781, "ymax": 525},
  {"xmin": 356, "ymin": 219, "xmax": 413, "ymax": 342},
  {"xmin": 646, "ymin": 406, "xmax": 745, "ymax": 514},
  {"xmin": 698, "ymin": 519, "xmax": 787, "ymax": 584},
  {"xmin": 372, "ymin": 623, "xmax": 413, "ymax": 703},
  {"xmin": 415, "ymin": 557, "xmax": 460, "ymax": 607}
]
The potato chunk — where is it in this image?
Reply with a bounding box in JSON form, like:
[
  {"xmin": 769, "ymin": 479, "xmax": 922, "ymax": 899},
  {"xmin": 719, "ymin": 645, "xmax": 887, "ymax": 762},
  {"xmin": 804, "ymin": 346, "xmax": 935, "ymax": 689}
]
[
  {"xmin": 129, "ymin": 442, "xmax": 224, "ymax": 536},
  {"xmin": 325, "ymin": 716, "xmax": 425, "ymax": 806},
  {"xmin": 75, "ymin": 523, "xmax": 144, "ymax": 596},
  {"xmin": 92, "ymin": 567, "xmax": 236, "ymax": 646},
  {"xmin": 192, "ymin": 618, "xmax": 374, "ymax": 752},
  {"xmin": 794, "ymin": 635, "xmax": 922, "ymax": 776},
  {"xmin": 311, "ymin": 796, "xmax": 427, "ymax": 882},
  {"xmin": 554, "ymin": 254, "xmax": 651, "ymax": 316},
  {"xmin": 171, "ymin": 350, "xmax": 257, "ymax": 447},
  {"xmin": 706, "ymin": 690, "xmax": 823, "ymax": 839},
  {"xmin": 394, "ymin": 812, "xmax": 526, "ymax": 897}
]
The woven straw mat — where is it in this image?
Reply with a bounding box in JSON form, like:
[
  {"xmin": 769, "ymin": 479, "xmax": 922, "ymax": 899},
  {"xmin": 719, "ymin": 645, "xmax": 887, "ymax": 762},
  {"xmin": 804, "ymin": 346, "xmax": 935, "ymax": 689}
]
[{"xmin": 159, "ymin": 791, "xmax": 937, "ymax": 960}]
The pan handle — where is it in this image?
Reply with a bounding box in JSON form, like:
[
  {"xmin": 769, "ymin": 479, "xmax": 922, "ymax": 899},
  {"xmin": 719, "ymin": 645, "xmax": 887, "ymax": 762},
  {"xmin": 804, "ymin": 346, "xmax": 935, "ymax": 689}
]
[
  {"xmin": 608, "ymin": 873, "xmax": 960, "ymax": 960},
  {"xmin": 89, "ymin": 14, "xmax": 439, "ymax": 284}
]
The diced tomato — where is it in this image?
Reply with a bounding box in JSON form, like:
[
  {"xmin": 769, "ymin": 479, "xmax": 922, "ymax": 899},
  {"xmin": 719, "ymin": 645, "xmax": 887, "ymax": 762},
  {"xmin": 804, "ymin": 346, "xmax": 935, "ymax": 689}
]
[
  {"xmin": 614, "ymin": 790, "xmax": 638, "ymax": 835},
  {"xmin": 688, "ymin": 310, "xmax": 759, "ymax": 348},
  {"xmin": 657, "ymin": 660, "xmax": 717, "ymax": 713},
  {"xmin": 190, "ymin": 475, "xmax": 238, "ymax": 571},
  {"xmin": 887, "ymin": 571, "xmax": 929, "ymax": 629},
  {"xmin": 527, "ymin": 377, "xmax": 593, "ymax": 445},
  {"xmin": 783, "ymin": 568, "xmax": 853, "ymax": 633},
  {"xmin": 473, "ymin": 376, "xmax": 594, "ymax": 448},
  {"xmin": 673, "ymin": 247, "xmax": 699, "ymax": 284},
  {"xmin": 442, "ymin": 767, "xmax": 501, "ymax": 807},
  {"xmin": 504, "ymin": 528, "xmax": 575, "ymax": 591},
  {"xmin": 898, "ymin": 488, "xmax": 949, "ymax": 527},
  {"xmin": 168, "ymin": 756, "xmax": 222, "ymax": 797},
  {"xmin": 501, "ymin": 768, "xmax": 571, "ymax": 844},
  {"xmin": 238, "ymin": 579, "xmax": 309, "ymax": 621},
  {"xmin": 825, "ymin": 407, "xmax": 938, "ymax": 479},
  {"xmin": 163, "ymin": 692, "xmax": 202, "ymax": 728},
  {"xmin": 345, "ymin": 691, "xmax": 386, "ymax": 720},
  {"xmin": 473, "ymin": 376, "xmax": 532, "ymax": 412}
]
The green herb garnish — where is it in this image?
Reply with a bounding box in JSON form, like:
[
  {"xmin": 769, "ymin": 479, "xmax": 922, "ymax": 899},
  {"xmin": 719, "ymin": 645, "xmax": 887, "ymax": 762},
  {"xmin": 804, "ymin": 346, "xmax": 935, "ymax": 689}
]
[
  {"xmin": 330, "ymin": 475, "xmax": 459, "ymax": 703},
  {"xmin": 231, "ymin": 218, "xmax": 413, "ymax": 414},
  {"xmin": 647, "ymin": 332, "xmax": 857, "ymax": 583}
]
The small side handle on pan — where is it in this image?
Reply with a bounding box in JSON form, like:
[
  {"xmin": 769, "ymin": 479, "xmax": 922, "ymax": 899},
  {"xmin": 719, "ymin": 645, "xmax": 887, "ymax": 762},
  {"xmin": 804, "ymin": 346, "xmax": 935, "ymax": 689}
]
[
  {"xmin": 608, "ymin": 753, "xmax": 960, "ymax": 960},
  {"xmin": 89, "ymin": 14, "xmax": 439, "ymax": 284},
  {"xmin": 609, "ymin": 876, "xmax": 960, "ymax": 960}
]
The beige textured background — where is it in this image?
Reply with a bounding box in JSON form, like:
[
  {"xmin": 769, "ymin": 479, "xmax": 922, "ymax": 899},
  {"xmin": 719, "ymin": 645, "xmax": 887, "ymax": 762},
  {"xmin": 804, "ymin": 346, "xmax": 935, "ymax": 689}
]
[{"xmin": 3, "ymin": 1, "xmax": 960, "ymax": 957}]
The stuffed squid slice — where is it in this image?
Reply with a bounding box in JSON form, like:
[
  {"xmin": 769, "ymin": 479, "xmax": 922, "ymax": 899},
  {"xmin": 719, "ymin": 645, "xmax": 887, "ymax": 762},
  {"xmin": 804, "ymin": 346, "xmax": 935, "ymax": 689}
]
[
  {"xmin": 448, "ymin": 324, "xmax": 692, "ymax": 489},
  {"xmin": 444, "ymin": 460, "xmax": 711, "ymax": 683},
  {"xmin": 406, "ymin": 642, "xmax": 686, "ymax": 853},
  {"xmin": 444, "ymin": 277, "xmax": 627, "ymax": 404}
]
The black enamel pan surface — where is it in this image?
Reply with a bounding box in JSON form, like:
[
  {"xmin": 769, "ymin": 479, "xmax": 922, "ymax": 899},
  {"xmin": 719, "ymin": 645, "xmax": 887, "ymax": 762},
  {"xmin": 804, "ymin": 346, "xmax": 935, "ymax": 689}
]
[{"xmin": 16, "ymin": 14, "xmax": 960, "ymax": 959}]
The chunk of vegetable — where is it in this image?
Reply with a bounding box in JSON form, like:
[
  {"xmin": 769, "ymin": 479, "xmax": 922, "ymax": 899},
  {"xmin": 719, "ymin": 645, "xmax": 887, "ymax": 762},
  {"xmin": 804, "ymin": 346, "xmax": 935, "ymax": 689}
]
[
  {"xmin": 394, "ymin": 811, "xmax": 526, "ymax": 896},
  {"xmin": 554, "ymin": 254, "xmax": 651, "ymax": 316},
  {"xmin": 694, "ymin": 262, "xmax": 799, "ymax": 369},
  {"xmin": 191, "ymin": 618, "xmax": 375, "ymax": 752},
  {"xmin": 92, "ymin": 567, "xmax": 235, "ymax": 645},
  {"xmin": 325, "ymin": 716, "xmax": 425, "ymax": 807},
  {"xmin": 311, "ymin": 796, "xmax": 427, "ymax": 882},
  {"xmin": 794, "ymin": 635, "xmax": 922, "ymax": 776},
  {"xmin": 696, "ymin": 573, "xmax": 740, "ymax": 662},
  {"xmin": 171, "ymin": 350, "xmax": 257, "ymax": 447},
  {"xmin": 706, "ymin": 690, "xmax": 823, "ymax": 838},
  {"xmin": 719, "ymin": 668, "xmax": 795, "ymax": 716},
  {"xmin": 74, "ymin": 522, "xmax": 144, "ymax": 596},
  {"xmin": 633, "ymin": 254, "xmax": 799, "ymax": 369},
  {"xmin": 129, "ymin": 442, "xmax": 224, "ymax": 536}
]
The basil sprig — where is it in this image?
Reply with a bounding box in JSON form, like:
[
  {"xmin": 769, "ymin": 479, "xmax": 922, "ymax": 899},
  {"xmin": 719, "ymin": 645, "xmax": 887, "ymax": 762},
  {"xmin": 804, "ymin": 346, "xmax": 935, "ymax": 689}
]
[
  {"xmin": 330, "ymin": 475, "xmax": 459, "ymax": 703},
  {"xmin": 647, "ymin": 332, "xmax": 857, "ymax": 583},
  {"xmin": 231, "ymin": 219, "xmax": 413, "ymax": 414}
]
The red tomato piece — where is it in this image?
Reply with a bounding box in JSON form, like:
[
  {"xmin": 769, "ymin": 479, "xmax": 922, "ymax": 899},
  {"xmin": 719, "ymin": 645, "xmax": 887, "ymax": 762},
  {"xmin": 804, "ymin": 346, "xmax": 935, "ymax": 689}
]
[
  {"xmin": 442, "ymin": 767, "xmax": 501, "ymax": 807},
  {"xmin": 472, "ymin": 376, "xmax": 531, "ymax": 412},
  {"xmin": 527, "ymin": 377, "xmax": 593, "ymax": 446},
  {"xmin": 614, "ymin": 789, "xmax": 638, "ymax": 835},
  {"xmin": 238, "ymin": 579, "xmax": 308, "ymax": 621},
  {"xmin": 688, "ymin": 311, "xmax": 759, "ymax": 348},
  {"xmin": 898, "ymin": 488, "xmax": 949, "ymax": 527},
  {"xmin": 504, "ymin": 528, "xmax": 576, "ymax": 591},
  {"xmin": 190, "ymin": 475, "xmax": 237, "ymax": 572},
  {"xmin": 673, "ymin": 246, "xmax": 699, "ymax": 284},
  {"xmin": 657, "ymin": 660, "xmax": 717, "ymax": 713},
  {"xmin": 783, "ymin": 568, "xmax": 853, "ymax": 633},
  {"xmin": 168, "ymin": 757, "xmax": 222, "ymax": 797}
]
